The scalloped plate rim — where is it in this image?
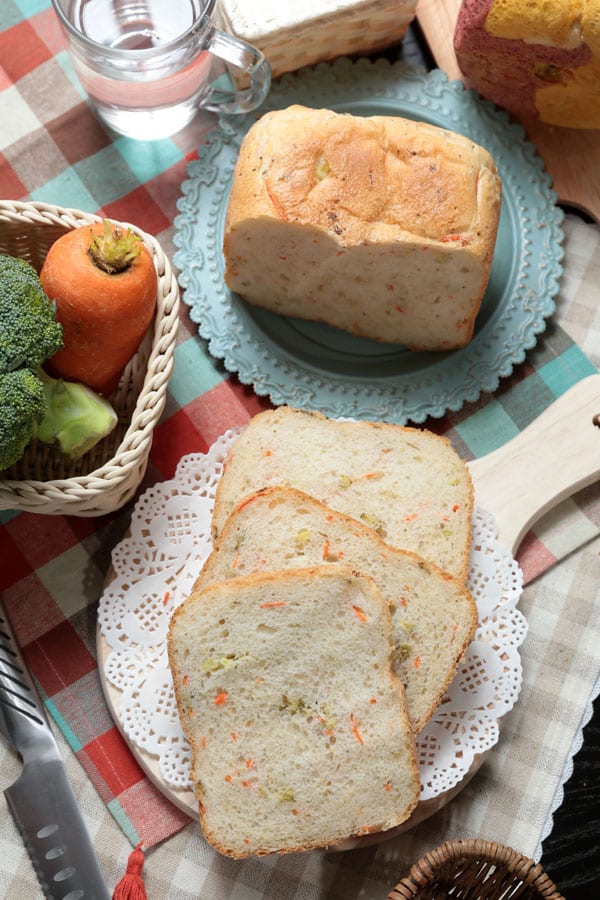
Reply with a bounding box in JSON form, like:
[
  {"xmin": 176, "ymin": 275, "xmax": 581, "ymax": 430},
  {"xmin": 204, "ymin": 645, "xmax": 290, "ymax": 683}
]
[{"xmin": 173, "ymin": 58, "xmax": 564, "ymax": 423}]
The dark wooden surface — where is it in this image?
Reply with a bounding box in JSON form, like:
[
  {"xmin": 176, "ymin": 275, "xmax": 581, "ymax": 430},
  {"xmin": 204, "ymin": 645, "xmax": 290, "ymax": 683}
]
[
  {"xmin": 541, "ymin": 692, "xmax": 600, "ymax": 896},
  {"xmin": 394, "ymin": 25, "xmax": 600, "ymax": 899}
]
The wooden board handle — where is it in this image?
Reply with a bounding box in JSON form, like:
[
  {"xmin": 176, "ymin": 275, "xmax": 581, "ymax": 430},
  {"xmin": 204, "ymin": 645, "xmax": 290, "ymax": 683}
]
[{"xmin": 468, "ymin": 374, "xmax": 600, "ymax": 553}]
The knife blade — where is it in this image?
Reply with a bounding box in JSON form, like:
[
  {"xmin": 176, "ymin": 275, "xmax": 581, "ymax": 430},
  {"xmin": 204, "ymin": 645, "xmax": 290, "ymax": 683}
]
[{"xmin": 0, "ymin": 597, "xmax": 111, "ymax": 899}]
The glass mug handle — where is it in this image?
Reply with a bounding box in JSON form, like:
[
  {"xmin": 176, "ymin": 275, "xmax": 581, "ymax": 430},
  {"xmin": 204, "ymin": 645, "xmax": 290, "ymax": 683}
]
[{"xmin": 201, "ymin": 27, "xmax": 271, "ymax": 114}]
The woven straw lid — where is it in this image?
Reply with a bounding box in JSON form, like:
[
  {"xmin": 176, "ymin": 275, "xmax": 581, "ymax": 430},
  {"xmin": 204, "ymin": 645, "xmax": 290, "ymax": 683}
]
[
  {"xmin": 0, "ymin": 200, "xmax": 180, "ymax": 516},
  {"xmin": 388, "ymin": 839, "xmax": 565, "ymax": 899}
]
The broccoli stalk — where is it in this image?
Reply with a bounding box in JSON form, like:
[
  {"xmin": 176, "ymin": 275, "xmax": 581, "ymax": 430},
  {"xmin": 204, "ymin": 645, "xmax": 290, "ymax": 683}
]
[
  {"xmin": 0, "ymin": 367, "xmax": 118, "ymax": 470},
  {"xmin": 0, "ymin": 253, "xmax": 118, "ymax": 471},
  {"xmin": 35, "ymin": 370, "xmax": 118, "ymax": 459}
]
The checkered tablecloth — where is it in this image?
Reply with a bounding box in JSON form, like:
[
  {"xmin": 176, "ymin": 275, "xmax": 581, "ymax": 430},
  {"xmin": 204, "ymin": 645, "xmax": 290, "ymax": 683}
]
[{"xmin": 1, "ymin": 3, "xmax": 600, "ymax": 897}]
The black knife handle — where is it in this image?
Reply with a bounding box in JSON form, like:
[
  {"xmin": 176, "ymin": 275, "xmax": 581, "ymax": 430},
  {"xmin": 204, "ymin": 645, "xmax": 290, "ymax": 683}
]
[{"xmin": 0, "ymin": 597, "xmax": 60, "ymax": 763}]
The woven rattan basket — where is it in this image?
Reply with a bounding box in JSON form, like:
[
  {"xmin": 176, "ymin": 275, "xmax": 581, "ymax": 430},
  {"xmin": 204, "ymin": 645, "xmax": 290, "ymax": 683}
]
[
  {"xmin": 217, "ymin": 0, "xmax": 418, "ymax": 78},
  {"xmin": 0, "ymin": 200, "xmax": 180, "ymax": 516},
  {"xmin": 388, "ymin": 839, "xmax": 565, "ymax": 900}
]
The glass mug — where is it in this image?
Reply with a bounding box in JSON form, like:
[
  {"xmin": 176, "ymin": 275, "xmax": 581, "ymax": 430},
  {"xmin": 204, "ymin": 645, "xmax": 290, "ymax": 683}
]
[{"xmin": 51, "ymin": 0, "xmax": 271, "ymax": 140}]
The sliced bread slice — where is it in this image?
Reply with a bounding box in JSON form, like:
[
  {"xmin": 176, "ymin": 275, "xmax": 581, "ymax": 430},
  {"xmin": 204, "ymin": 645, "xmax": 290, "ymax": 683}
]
[
  {"xmin": 212, "ymin": 406, "xmax": 474, "ymax": 584},
  {"xmin": 196, "ymin": 486, "xmax": 478, "ymax": 733},
  {"xmin": 167, "ymin": 565, "xmax": 420, "ymax": 858}
]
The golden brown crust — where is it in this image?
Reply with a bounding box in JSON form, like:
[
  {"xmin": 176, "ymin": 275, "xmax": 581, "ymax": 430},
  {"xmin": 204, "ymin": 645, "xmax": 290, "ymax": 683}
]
[{"xmin": 224, "ymin": 104, "xmax": 500, "ymax": 250}]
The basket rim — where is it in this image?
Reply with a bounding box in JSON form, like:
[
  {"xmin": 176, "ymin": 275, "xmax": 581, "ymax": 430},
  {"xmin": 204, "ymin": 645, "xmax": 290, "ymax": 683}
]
[
  {"xmin": 388, "ymin": 839, "xmax": 566, "ymax": 900},
  {"xmin": 0, "ymin": 199, "xmax": 180, "ymax": 501}
]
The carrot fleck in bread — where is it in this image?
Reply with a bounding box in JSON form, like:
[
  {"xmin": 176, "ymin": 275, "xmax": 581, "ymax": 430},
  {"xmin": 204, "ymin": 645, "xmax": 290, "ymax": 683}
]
[
  {"xmin": 167, "ymin": 566, "xmax": 420, "ymax": 857},
  {"xmin": 223, "ymin": 104, "xmax": 502, "ymax": 350},
  {"xmin": 212, "ymin": 407, "xmax": 474, "ymax": 585},
  {"xmin": 195, "ymin": 486, "xmax": 478, "ymax": 733}
]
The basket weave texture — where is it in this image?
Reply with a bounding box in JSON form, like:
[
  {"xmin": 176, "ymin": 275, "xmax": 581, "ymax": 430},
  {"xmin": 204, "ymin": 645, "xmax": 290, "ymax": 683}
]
[
  {"xmin": 388, "ymin": 839, "xmax": 565, "ymax": 900},
  {"xmin": 0, "ymin": 200, "xmax": 180, "ymax": 516},
  {"xmin": 217, "ymin": 0, "xmax": 418, "ymax": 78}
]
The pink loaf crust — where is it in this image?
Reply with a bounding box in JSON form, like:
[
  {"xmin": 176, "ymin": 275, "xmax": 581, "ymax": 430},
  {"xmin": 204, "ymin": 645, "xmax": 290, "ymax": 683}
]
[{"xmin": 454, "ymin": 0, "xmax": 592, "ymax": 121}]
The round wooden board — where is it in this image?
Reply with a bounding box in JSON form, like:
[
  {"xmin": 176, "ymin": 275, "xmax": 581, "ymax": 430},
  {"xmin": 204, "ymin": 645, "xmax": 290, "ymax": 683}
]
[
  {"xmin": 96, "ymin": 376, "xmax": 600, "ymax": 848},
  {"xmin": 96, "ymin": 621, "xmax": 489, "ymax": 848}
]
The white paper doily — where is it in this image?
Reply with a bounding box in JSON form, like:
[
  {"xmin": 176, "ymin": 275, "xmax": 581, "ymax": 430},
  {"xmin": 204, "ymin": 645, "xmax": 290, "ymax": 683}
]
[{"xmin": 98, "ymin": 430, "xmax": 527, "ymax": 817}]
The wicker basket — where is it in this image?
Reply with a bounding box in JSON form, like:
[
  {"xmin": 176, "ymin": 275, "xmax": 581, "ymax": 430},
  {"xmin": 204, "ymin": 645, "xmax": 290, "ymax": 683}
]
[
  {"xmin": 217, "ymin": 0, "xmax": 418, "ymax": 79},
  {"xmin": 0, "ymin": 200, "xmax": 180, "ymax": 516},
  {"xmin": 388, "ymin": 839, "xmax": 565, "ymax": 900}
]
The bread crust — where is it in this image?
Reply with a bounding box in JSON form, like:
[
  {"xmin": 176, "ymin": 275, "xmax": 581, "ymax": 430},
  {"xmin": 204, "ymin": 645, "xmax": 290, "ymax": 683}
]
[{"xmin": 223, "ymin": 105, "xmax": 502, "ymax": 349}]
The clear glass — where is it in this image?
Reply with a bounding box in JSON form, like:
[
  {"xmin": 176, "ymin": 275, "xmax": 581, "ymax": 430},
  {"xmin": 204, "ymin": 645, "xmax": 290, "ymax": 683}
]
[{"xmin": 51, "ymin": 0, "xmax": 271, "ymax": 140}]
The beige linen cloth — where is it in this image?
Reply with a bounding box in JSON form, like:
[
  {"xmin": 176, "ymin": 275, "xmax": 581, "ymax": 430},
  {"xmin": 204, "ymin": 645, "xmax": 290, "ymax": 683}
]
[{"xmin": 1, "ymin": 215, "xmax": 599, "ymax": 898}]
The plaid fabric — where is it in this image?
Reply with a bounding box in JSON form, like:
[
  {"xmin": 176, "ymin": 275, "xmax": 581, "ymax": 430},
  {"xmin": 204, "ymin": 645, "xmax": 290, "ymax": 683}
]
[{"xmin": 1, "ymin": 3, "xmax": 600, "ymax": 895}]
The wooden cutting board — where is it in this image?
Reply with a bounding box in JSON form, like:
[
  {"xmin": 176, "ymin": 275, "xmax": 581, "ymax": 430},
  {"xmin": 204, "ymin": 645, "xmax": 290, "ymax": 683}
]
[
  {"xmin": 98, "ymin": 374, "xmax": 600, "ymax": 835},
  {"xmin": 416, "ymin": 0, "xmax": 600, "ymax": 223}
]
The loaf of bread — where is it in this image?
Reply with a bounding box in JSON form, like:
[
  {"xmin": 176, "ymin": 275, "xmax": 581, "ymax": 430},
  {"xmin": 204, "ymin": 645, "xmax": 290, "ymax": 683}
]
[
  {"xmin": 195, "ymin": 486, "xmax": 478, "ymax": 733},
  {"xmin": 454, "ymin": 0, "xmax": 600, "ymax": 129},
  {"xmin": 167, "ymin": 566, "xmax": 420, "ymax": 857},
  {"xmin": 223, "ymin": 105, "xmax": 502, "ymax": 350},
  {"xmin": 212, "ymin": 407, "xmax": 474, "ymax": 585}
]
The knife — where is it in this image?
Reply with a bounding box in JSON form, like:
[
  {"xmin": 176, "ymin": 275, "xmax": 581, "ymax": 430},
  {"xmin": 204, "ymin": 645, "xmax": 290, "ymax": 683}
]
[{"xmin": 0, "ymin": 597, "xmax": 111, "ymax": 899}]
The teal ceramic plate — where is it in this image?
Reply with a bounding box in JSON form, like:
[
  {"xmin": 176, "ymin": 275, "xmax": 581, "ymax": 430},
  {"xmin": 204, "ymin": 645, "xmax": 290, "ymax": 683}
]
[{"xmin": 173, "ymin": 59, "xmax": 564, "ymax": 423}]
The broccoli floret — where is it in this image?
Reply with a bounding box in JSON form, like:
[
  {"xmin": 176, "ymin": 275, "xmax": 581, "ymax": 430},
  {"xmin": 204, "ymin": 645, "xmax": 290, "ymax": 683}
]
[
  {"xmin": 0, "ymin": 368, "xmax": 47, "ymax": 469},
  {"xmin": 0, "ymin": 253, "xmax": 117, "ymax": 471},
  {"xmin": 0, "ymin": 368, "xmax": 118, "ymax": 471},
  {"xmin": 0, "ymin": 254, "xmax": 63, "ymax": 374}
]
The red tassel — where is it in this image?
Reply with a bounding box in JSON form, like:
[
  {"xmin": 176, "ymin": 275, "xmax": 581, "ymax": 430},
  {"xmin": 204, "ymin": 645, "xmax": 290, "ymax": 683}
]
[{"xmin": 112, "ymin": 842, "xmax": 148, "ymax": 899}]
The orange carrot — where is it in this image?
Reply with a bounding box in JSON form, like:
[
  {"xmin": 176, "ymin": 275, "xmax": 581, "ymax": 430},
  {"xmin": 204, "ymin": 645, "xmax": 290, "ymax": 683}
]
[{"xmin": 40, "ymin": 220, "xmax": 157, "ymax": 396}]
